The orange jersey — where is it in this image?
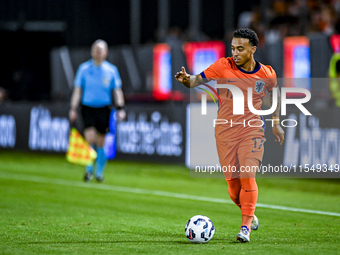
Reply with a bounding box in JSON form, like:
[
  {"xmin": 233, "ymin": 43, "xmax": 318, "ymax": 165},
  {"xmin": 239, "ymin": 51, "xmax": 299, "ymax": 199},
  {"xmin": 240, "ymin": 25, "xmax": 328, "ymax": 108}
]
[{"xmin": 201, "ymin": 57, "xmax": 277, "ymax": 142}]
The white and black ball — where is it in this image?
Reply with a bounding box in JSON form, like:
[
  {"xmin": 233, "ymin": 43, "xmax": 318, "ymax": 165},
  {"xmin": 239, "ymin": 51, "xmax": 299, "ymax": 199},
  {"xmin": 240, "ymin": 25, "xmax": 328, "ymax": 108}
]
[{"xmin": 185, "ymin": 215, "xmax": 215, "ymax": 243}]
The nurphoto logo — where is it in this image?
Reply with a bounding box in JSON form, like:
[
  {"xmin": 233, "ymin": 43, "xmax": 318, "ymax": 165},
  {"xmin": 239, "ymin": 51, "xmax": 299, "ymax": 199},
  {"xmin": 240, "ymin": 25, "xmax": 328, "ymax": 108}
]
[{"xmin": 200, "ymin": 84, "xmax": 312, "ymax": 127}]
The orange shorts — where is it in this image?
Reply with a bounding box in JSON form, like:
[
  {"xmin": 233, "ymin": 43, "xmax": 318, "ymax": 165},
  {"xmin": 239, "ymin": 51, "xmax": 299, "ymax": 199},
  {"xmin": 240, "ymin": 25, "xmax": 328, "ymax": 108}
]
[{"xmin": 216, "ymin": 136, "xmax": 265, "ymax": 180}]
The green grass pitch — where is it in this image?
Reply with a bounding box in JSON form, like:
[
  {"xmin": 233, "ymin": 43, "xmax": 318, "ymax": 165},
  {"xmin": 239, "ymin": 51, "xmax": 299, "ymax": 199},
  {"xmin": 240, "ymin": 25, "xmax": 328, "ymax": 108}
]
[{"xmin": 0, "ymin": 151, "xmax": 340, "ymax": 254}]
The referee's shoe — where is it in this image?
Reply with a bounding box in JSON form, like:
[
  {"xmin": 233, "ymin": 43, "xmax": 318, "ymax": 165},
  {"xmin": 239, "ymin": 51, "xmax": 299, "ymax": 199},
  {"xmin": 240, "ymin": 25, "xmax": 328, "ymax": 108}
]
[
  {"xmin": 84, "ymin": 172, "xmax": 93, "ymax": 182},
  {"xmin": 95, "ymin": 175, "xmax": 104, "ymax": 182}
]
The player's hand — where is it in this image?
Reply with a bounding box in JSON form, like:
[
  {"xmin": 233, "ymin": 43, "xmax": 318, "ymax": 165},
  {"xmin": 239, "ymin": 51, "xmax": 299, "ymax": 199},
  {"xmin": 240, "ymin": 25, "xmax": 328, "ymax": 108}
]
[
  {"xmin": 69, "ymin": 109, "xmax": 77, "ymax": 123},
  {"xmin": 272, "ymin": 124, "xmax": 284, "ymax": 145},
  {"xmin": 175, "ymin": 67, "xmax": 190, "ymax": 88},
  {"xmin": 117, "ymin": 109, "xmax": 126, "ymax": 121}
]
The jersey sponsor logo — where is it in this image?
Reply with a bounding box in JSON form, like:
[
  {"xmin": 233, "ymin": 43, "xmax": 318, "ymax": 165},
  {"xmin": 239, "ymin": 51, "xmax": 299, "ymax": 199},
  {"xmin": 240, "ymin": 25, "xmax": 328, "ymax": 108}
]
[
  {"xmin": 252, "ymin": 150, "xmax": 260, "ymax": 153},
  {"xmin": 227, "ymin": 79, "xmax": 236, "ymax": 83},
  {"xmin": 255, "ymin": 80, "xmax": 265, "ymax": 93}
]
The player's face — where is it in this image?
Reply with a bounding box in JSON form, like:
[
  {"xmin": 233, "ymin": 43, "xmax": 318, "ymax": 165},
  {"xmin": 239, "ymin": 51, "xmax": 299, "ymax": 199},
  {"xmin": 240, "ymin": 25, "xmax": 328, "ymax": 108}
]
[
  {"xmin": 91, "ymin": 44, "xmax": 108, "ymax": 63},
  {"xmin": 231, "ymin": 38, "xmax": 256, "ymax": 66}
]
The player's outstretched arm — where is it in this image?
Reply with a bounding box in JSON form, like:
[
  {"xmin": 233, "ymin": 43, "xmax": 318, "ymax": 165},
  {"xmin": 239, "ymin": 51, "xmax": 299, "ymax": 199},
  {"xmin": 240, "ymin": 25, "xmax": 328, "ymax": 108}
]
[
  {"xmin": 269, "ymin": 88, "xmax": 285, "ymax": 145},
  {"xmin": 174, "ymin": 67, "xmax": 205, "ymax": 88}
]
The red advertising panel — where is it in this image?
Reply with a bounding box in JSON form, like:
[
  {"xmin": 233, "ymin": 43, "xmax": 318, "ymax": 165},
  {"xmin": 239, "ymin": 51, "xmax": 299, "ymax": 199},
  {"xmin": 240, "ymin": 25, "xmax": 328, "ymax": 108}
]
[
  {"xmin": 183, "ymin": 41, "xmax": 225, "ymax": 74},
  {"xmin": 283, "ymin": 37, "xmax": 311, "ymax": 96},
  {"xmin": 153, "ymin": 44, "xmax": 172, "ymax": 100},
  {"xmin": 330, "ymin": 34, "xmax": 340, "ymax": 53}
]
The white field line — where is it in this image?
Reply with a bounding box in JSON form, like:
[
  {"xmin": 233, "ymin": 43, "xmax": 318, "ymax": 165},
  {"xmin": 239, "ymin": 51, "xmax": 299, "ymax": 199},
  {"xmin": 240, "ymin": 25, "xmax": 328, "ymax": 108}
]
[{"xmin": 1, "ymin": 172, "xmax": 340, "ymax": 217}]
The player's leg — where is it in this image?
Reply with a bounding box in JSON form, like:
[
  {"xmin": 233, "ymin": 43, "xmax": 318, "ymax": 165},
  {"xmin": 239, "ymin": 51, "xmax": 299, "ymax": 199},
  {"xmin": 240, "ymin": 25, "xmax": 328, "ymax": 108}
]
[
  {"xmin": 236, "ymin": 157, "xmax": 259, "ymax": 242},
  {"xmin": 94, "ymin": 106, "xmax": 111, "ymax": 182},
  {"xmin": 228, "ymin": 175, "xmax": 259, "ymax": 240},
  {"xmin": 226, "ymin": 178, "xmax": 241, "ymax": 209},
  {"xmin": 236, "ymin": 137, "xmax": 264, "ymax": 242},
  {"xmin": 239, "ymin": 159, "xmax": 259, "ymax": 230},
  {"xmin": 216, "ymin": 140, "xmax": 241, "ymax": 208}
]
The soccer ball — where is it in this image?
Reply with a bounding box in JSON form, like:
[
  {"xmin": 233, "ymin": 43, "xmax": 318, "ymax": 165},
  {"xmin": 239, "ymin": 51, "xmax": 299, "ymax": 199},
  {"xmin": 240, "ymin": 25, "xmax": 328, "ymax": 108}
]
[{"xmin": 185, "ymin": 215, "xmax": 215, "ymax": 243}]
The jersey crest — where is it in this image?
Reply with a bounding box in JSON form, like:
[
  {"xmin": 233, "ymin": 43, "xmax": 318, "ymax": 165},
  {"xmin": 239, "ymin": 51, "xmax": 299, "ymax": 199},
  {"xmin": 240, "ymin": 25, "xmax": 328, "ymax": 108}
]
[{"xmin": 255, "ymin": 80, "xmax": 265, "ymax": 93}]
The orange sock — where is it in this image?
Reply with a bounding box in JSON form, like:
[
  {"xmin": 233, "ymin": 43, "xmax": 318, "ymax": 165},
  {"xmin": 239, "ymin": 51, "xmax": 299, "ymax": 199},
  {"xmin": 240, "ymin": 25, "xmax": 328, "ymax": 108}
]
[
  {"xmin": 239, "ymin": 177, "xmax": 258, "ymax": 217},
  {"xmin": 239, "ymin": 158, "xmax": 259, "ymax": 229},
  {"xmin": 226, "ymin": 178, "xmax": 241, "ymax": 209}
]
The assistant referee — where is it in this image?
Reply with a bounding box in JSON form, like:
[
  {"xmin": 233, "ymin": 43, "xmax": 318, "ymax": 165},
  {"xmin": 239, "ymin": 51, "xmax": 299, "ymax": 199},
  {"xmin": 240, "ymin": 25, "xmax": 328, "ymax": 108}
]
[{"xmin": 69, "ymin": 39, "xmax": 126, "ymax": 182}]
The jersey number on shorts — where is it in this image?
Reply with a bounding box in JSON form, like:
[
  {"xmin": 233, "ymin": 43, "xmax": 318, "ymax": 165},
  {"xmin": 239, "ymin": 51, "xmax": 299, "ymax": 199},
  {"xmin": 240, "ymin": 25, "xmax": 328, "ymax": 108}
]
[{"xmin": 252, "ymin": 138, "xmax": 264, "ymax": 149}]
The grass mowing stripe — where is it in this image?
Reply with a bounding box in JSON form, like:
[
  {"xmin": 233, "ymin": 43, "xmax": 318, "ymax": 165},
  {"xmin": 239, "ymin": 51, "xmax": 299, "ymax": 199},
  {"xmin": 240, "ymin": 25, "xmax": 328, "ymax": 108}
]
[{"xmin": 1, "ymin": 171, "xmax": 340, "ymax": 217}]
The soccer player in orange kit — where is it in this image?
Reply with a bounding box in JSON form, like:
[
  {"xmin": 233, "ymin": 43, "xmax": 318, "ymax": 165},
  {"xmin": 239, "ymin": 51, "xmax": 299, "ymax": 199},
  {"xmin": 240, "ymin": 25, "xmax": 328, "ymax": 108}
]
[{"xmin": 175, "ymin": 28, "xmax": 285, "ymax": 242}]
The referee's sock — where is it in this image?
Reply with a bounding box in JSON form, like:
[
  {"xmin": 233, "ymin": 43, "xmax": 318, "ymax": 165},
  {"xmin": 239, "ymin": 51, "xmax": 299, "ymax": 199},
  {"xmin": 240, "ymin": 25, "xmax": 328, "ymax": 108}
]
[
  {"xmin": 86, "ymin": 165, "xmax": 93, "ymax": 173},
  {"xmin": 95, "ymin": 147, "xmax": 107, "ymax": 178}
]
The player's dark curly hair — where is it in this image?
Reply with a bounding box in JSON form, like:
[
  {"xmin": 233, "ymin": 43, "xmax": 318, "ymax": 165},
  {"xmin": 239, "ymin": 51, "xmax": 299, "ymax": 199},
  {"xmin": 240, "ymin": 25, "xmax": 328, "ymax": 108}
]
[{"xmin": 233, "ymin": 28, "xmax": 259, "ymax": 47}]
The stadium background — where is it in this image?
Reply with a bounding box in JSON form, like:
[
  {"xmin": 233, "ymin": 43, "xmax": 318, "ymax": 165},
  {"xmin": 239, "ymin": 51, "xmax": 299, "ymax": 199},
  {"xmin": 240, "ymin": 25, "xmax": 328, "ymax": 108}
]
[
  {"xmin": 1, "ymin": 0, "xmax": 340, "ymax": 169},
  {"xmin": 1, "ymin": 1, "xmax": 340, "ymax": 254}
]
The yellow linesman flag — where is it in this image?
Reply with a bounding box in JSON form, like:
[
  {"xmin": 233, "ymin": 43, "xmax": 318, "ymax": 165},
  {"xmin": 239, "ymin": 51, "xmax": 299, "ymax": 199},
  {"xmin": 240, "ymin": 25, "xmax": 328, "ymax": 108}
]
[{"xmin": 66, "ymin": 128, "xmax": 97, "ymax": 166}]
